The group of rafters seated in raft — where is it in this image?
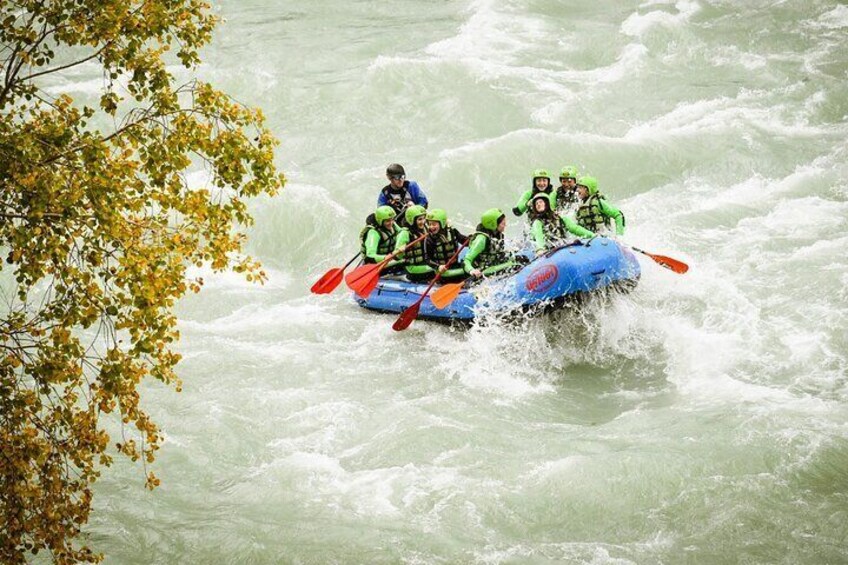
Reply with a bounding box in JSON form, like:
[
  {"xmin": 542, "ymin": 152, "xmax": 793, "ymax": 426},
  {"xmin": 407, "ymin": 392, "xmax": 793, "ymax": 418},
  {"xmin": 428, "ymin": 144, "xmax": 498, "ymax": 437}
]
[{"xmin": 361, "ymin": 163, "xmax": 626, "ymax": 283}]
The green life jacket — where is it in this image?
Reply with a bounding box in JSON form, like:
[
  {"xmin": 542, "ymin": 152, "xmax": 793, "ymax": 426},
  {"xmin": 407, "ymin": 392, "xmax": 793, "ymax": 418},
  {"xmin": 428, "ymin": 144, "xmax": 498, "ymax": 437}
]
[
  {"xmin": 576, "ymin": 194, "xmax": 610, "ymax": 232},
  {"xmin": 470, "ymin": 224, "xmax": 508, "ymax": 269},
  {"xmin": 359, "ymin": 213, "xmax": 396, "ymax": 260},
  {"xmin": 399, "ymin": 226, "xmax": 428, "ymax": 266},
  {"xmin": 425, "ymin": 227, "xmax": 463, "ymax": 266}
]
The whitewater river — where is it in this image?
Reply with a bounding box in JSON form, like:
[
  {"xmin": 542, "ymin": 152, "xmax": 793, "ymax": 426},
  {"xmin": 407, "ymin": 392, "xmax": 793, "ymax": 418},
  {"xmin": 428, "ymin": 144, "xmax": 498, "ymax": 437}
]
[{"xmin": 77, "ymin": 1, "xmax": 848, "ymax": 562}]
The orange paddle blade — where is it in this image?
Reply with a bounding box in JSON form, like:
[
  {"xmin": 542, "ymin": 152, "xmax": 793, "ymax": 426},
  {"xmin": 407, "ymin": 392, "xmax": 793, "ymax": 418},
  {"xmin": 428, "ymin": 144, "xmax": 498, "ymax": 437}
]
[
  {"xmin": 392, "ymin": 303, "xmax": 421, "ymax": 331},
  {"xmin": 630, "ymin": 246, "xmax": 689, "ymax": 275},
  {"xmin": 647, "ymin": 253, "xmax": 689, "ymax": 274},
  {"xmin": 430, "ymin": 281, "xmax": 465, "ymax": 309},
  {"xmin": 630, "ymin": 246, "xmax": 689, "ymax": 274},
  {"xmin": 310, "ymin": 268, "xmax": 344, "ymax": 294}
]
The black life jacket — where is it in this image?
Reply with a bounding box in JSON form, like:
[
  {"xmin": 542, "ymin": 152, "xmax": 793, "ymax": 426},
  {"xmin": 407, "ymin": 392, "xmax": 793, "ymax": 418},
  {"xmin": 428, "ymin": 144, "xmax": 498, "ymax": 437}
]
[
  {"xmin": 555, "ymin": 186, "xmax": 578, "ymax": 211},
  {"xmin": 469, "ymin": 224, "xmax": 508, "ymax": 269},
  {"xmin": 380, "ymin": 181, "xmax": 414, "ymax": 215},
  {"xmin": 358, "ymin": 213, "xmax": 397, "ymax": 261},
  {"xmin": 576, "ymin": 194, "xmax": 610, "ymax": 232},
  {"xmin": 399, "ymin": 225, "xmax": 428, "ymax": 265},
  {"xmin": 425, "ymin": 227, "xmax": 465, "ymax": 266},
  {"xmin": 532, "ymin": 212, "xmax": 568, "ymax": 246}
]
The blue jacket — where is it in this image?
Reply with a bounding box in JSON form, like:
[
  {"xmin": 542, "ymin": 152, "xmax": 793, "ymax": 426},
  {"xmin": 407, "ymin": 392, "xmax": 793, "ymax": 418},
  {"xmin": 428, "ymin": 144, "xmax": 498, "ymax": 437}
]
[{"xmin": 377, "ymin": 180, "xmax": 428, "ymax": 210}]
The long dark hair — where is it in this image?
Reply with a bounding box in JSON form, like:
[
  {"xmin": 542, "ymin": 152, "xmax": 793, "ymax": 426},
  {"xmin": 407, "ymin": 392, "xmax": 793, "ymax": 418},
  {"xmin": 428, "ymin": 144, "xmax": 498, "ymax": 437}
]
[{"xmin": 528, "ymin": 195, "xmax": 555, "ymax": 222}]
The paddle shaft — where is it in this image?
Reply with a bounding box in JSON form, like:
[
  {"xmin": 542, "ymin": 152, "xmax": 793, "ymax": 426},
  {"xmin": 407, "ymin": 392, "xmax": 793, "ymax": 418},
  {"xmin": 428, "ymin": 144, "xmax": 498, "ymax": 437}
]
[
  {"xmin": 341, "ymin": 252, "xmax": 362, "ymax": 270},
  {"xmin": 346, "ymin": 232, "xmax": 428, "ymax": 287},
  {"xmin": 402, "ymin": 240, "xmax": 468, "ymax": 314},
  {"xmin": 377, "ymin": 232, "xmax": 429, "ymax": 268}
]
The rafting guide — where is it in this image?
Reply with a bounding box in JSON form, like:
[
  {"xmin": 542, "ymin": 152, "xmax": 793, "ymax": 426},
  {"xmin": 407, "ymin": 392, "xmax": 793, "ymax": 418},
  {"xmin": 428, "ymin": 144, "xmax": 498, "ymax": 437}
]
[{"xmin": 311, "ymin": 163, "xmax": 688, "ymax": 330}]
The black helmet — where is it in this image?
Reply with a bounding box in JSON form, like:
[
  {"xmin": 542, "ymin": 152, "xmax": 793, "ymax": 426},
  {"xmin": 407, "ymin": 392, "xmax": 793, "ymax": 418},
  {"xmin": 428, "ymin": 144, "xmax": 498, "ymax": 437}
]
[{"xmin": 386, "ymin": 163, "xmax": 406, "ymax": 177}]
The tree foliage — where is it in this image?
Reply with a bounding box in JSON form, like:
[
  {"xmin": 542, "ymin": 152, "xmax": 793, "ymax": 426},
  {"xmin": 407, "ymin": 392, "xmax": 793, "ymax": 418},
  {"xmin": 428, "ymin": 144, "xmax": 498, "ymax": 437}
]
[{"xmin": 0, "ymin": 2, "xmax": 284, "ymax": 562}]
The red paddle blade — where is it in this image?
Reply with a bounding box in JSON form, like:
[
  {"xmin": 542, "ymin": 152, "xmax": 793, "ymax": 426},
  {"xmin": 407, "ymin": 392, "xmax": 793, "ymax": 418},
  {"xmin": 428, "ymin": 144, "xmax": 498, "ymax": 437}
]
[
  {"xmin": 345, "ymin": 263, "xmax": 380, "ymax": 288},
  {"xmin": 310, "ymin": 268, "xmax": 344, "ymax": 294},
  {"xmin": 646, "ymin": 253, "xmax": 689, "ymax": 274},
  {"xmin": 430, "ymin": 282, "xmax": 464, "ymax": 310},
  {"xmin": 352, "ymin": 271, "xmax": 382, "ymax": 298},
  {"xmin": 392, "ymin": 303, "xmax": 421, "ymax": 331},
  {"xmin": 346, "ymin": 266, "xmax": 383, "ymax": 298}
]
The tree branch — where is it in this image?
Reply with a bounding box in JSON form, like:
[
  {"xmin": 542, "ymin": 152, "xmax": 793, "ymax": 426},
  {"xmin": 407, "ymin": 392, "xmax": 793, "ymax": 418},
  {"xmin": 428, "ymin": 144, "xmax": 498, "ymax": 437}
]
[{"xmin": 17, "ymin": 46, "xmax": 109, "ymax": 83}]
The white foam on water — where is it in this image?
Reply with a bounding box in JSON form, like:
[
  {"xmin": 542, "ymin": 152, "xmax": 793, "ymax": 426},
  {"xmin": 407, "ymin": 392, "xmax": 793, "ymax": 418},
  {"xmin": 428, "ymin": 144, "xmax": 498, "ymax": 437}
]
[
  {"xmin": 729, "ymin": 197, "xmax": 847, "ymax": 241},
  {"xmin": 704, "ymin": 45, "xmax": 768, "ymax": 70},
  {"xmin": 261, "ymin": 453, "xmax": 478, "ymax": 520},
  {"xmin": 370, "ymin": 41, "xmax": 648, "ymax": 89},
  {"xmin": 623, "ymin": 91, "xmax": 829, "ymax": 143},
  {"xmin": 277, "ymin": 180, "xmax": 349, "ymax": 218},
  {"xmin": 369, "ymin": 0, "xmax": 649, "ymax": 96},
  {"xmin": 436, "ymin": 127, "xmax": 561, "ymax": 162},
  {"xmin": 183, "ymin": 264, "xmax": 291, "ymax": 292},
  {"xmin": 473, "ymin": 538, "xmax": 673, "ymax": 565},
  {"xmin": 785, "ymin": 235, "xmax": 848, "ymax": 263},
  {"xmin": 621, "ymin": 149, "xmax": 848, "ymax": 411},
  {"xmin": 424, "ymin": 0, "xmax": 545, "ymax": 64},
  {"xmin": 807, "ymin": 4, "xmax": 848, "ymax": 29},
  {"xmin": 621, "ymin": 0, "xmax": 702, "ymax": 38},
  {"xmin": 180, "ymin": 299, "xmax": 337, "ymax": 335},
  {"xmin": 521, "ymin": 455, "xmax": 589, "ymax": 482}
]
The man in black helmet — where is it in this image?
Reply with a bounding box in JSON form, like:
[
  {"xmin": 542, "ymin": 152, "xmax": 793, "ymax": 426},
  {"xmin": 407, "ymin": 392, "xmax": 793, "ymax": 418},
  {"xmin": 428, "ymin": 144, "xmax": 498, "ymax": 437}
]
[{"xmin": 377, "ymin": 164, "xmax": 429, "ymax": 222}]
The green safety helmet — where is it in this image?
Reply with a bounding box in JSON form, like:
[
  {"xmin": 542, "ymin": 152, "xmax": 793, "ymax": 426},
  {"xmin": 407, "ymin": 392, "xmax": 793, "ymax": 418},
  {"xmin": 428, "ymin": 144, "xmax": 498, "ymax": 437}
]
[
  {"xmin": 559, "ymin": 165, "xmax": 579, "ymax": 180},
  {"xmin": 426, "ymin": 208, "xmax": 448, "ymax": 229},
  {"xmin": 375, "ymin": 205, "xmax": 397, "ymax": 223},
  {"xmin": 532, "ymin": 168, "xmax": 551, "ymax": 181},
  {"xmin": 576, "ymin": 176, "xmax": 599, "ymax": 195},
  {"xmin": 481, "ymin": 208, "xmax": 505, "ymax": 231},
  {"xmin": 405, "ymin": 204, "xmax": 427, "ymax": 225}
]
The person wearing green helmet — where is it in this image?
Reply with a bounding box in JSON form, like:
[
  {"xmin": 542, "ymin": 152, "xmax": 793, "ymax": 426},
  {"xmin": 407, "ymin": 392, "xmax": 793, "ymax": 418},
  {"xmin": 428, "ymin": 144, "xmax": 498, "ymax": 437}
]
[
  {"xmin": 528, "ymin": 193, "xmax": 594, "ymax": 255},
  {"xmin": 555, "ymin": 165, "xmax": 580, "ymax": 214},
  {"xmin": 575, "ymin": 176, "xmax": 626, "ymax": 236},
  {"xmin": 359, "ymin": 205, "xmax": 403, "ymax": 272},
  {"xmin": 423, "ymin": 208, "xmax": 468, "ymax": 283},
  {"xmin": 463, "ymin": 208, "xmax": 522, "ymax": 278},
  {"xmin": 394, "ymin": 205, "xmax": 434, "ymax": 282},
  {"xmin": 511, "ymin": 168, "xmax": 556, "ymax": 218}
]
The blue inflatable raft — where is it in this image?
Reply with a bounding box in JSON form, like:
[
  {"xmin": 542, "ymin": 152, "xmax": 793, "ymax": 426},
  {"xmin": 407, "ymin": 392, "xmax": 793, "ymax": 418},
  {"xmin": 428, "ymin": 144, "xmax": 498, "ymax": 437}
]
[{"xmin": 354, "ymin": 237, "xmax": 640, "ymax": 322}]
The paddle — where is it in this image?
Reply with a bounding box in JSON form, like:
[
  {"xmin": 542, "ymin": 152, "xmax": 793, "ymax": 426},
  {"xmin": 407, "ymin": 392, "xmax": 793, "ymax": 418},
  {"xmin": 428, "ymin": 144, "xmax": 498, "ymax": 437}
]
[
  {"xmin": 430, "ymin": 280, "xmax": 467, "ymax": 310},
  {"xmin": 310, "ymin": 252, "xmax": 362, "ymax": 294},
  {"xmin": 345, "ymin": 233, "xmax": 428, "ymax": 298},
  {"xmin": 629, "ymin": 246, "xmax": 689, "ymax": 274},
  {"xmin": 392, "ymin": 241, "xmax": 468, "ymax": 331}
]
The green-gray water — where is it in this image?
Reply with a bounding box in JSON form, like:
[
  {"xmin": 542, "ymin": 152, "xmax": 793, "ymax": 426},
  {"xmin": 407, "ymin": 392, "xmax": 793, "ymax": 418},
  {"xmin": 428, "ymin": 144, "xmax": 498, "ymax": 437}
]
[{"xmin": 68, "ymin": 1, "xmax": 848, "ymax": 562}]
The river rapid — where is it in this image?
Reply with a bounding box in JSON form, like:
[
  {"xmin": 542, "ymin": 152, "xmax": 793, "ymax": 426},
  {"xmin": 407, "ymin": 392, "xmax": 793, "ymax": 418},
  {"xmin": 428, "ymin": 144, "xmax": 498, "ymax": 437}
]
[{"xmin": 70, "ymin": 1, "xmax": 848, "ymax": 563}]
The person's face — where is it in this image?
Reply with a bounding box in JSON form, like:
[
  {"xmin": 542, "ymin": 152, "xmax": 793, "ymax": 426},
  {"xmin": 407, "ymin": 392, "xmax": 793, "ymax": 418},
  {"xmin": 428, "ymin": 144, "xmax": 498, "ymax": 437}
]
[
  {"xmin": 383, "ymin": 217, "xmax": 395, "ymax": 229},
  {"xmin": 415, "ymin": 215, "xmax": 426, "ymax": 230},
  {"xmin": 533, "ymin": 199, "xmax": 547, "ymax": 213},
  {"xmin": 577, "ymin": 185, "xmax": 589, "ymax": 199},
  {"xmin": 388, "ymin": 174, "xmax": 405, "ymax": 188},
  {"xmin": 428, "ymin": 220, "xmax": 441, "ymax": 234},
  {"xmin": 535, "ymin": 177, "xmax": 549, "ymax": 190},
  {"xmin": 497, "ymin": 217, "xmax": 507, "ymax": 233},
  {"xmin": 560, "ymin": 177, "xmax": 576, "ymax": 189}
]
